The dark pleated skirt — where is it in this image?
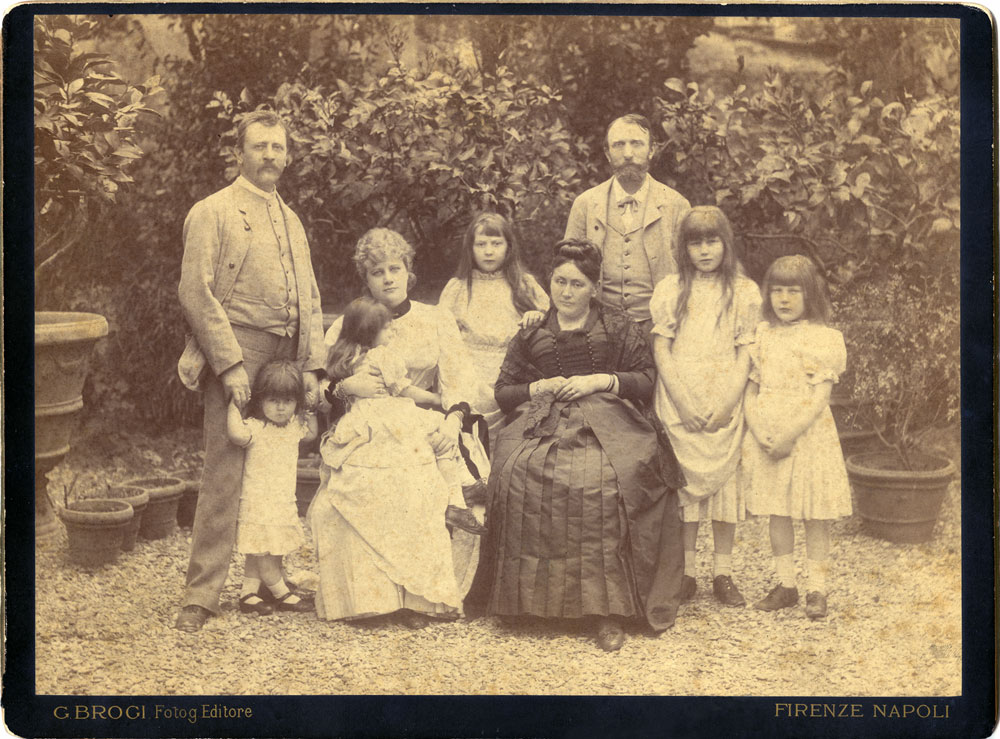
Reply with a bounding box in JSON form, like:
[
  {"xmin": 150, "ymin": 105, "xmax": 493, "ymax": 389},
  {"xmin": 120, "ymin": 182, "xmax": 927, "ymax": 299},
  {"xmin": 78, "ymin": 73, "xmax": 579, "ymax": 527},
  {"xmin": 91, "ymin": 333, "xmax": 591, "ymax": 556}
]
[{"xmin": 485, "ymin": 403, "xmax": 639, "ymax": 619}]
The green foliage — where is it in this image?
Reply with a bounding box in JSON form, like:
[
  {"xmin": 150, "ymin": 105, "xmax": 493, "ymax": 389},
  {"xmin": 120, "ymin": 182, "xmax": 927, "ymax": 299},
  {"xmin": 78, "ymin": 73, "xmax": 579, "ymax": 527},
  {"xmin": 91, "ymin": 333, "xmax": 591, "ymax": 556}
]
[
  {"xmin": 33, "ymin": 15, "xmax": 161, "ymax": 297},
  {"xmin": 41, "ymin": 15, "xmax": 959, "ymax": 445},
  {"xmin": 212, "ymin": 60, "xmax": 593, "ymax": 288}
]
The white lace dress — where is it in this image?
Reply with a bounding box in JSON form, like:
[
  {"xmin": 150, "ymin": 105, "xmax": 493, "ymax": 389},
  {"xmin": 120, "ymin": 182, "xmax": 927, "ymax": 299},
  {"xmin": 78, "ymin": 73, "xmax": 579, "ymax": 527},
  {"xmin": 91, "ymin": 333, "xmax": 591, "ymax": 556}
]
[
  {"xmin": 650, "ymin": 273, "xmax": 762, "ymax": 523},
  {"xmin": 742, "ymin": 321, "xmax": 853, "ymax": 520},
  {"xmin": 236, "ymin": 418, "xmax": 308, "ymax": 555},
  {"xmin": 438, "ymin": 270, "xmax": 549, "ymax": 442}
]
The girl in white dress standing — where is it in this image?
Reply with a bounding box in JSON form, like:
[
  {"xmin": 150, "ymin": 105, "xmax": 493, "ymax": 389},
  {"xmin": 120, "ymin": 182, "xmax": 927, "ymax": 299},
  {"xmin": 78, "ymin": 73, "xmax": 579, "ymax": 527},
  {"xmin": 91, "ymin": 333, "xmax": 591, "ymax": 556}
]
[
  {"xmin": 438, "ymin": 213, "xmax": 549, "ymax": 445},
  {"xmin": 743, "ymin": 254, "xmax": 852, "ymax": 620},
  {"xmin": 650, "ymin": 206, "xmax": 762, "ymax": 608},
  {"xmin": 227, "ymin": 360, "xmax": 318, "ymax": 616}
]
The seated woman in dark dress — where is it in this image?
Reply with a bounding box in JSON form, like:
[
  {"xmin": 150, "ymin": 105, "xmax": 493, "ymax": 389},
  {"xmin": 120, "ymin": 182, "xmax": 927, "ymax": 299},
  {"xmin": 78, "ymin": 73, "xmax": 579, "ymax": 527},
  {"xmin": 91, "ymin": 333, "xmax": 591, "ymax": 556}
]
[{"xmin": 469, "ymin": 239, "xmax": 685, "ymax": 652}]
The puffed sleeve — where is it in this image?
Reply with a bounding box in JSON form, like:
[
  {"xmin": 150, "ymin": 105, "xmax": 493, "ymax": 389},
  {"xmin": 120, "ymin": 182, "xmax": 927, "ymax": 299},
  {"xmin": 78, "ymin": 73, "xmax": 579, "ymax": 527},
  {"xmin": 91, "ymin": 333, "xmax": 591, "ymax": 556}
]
[
  {"xmin": 649, "ymin": 275, "xmax": 680, "ymax": 340},
  {"xmin": 734, "ymin": 277, "xmax": 763, "ymax": 346},
  {"xmin": 437, "ymin": 278, "xmax": 465, "ymax": 321},
  {"xmin": 522, "ymin": 273, "xmax": 551, "ymax": 312},
  {"xmin": 324, "ymin": 314, "xmax": 344, "ymax": 350},
  {"xmin": 243, "ymin": 418, "xmax": 265, "ymax": 447},
  {"xmin": 433, "ymin": 305, "xmax": 478, "ymax": 410},
  {"xmin": 803, "ymin": 326, "xmax": 847, "ymax": 385},
  {"xmin": 748, "ymin": 321, "xmax": 769, "ymax": 384},
  {"xmin": 370, "ymin": 346, "xmax": 412, "ymax": 396}
]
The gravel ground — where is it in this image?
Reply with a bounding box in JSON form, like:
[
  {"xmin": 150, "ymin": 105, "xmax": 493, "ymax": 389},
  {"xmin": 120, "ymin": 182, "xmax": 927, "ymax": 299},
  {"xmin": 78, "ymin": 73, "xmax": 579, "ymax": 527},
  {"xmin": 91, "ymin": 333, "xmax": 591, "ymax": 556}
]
[{"xmin": 34, "ymin": 424, "xmax": 962, "ymax": 697}]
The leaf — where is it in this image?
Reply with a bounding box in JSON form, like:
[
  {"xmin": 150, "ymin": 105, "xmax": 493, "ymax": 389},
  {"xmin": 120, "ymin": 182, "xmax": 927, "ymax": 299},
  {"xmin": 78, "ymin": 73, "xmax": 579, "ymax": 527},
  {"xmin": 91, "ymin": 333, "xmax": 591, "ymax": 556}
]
[
  {"xmin": 84, "ymin": 92, "xmax": 116, "ymax": 109},
  {"xmin": 860, "ymin": 80, "xmax": 873, "ymax": 96},
  {"xmin": 664, "ymin": 78, "xmax": 686, "ymax": 95},
  {"xmin": 67, "ymin": 78, "xmax": 84, "ymax": 95},
  {"xmin": 851, "ymin": 172, "xmax": 871, "ymax": 199},
  {"xmin": 929, "ymin": 217, "xmax": 952, "ymax": 235}
]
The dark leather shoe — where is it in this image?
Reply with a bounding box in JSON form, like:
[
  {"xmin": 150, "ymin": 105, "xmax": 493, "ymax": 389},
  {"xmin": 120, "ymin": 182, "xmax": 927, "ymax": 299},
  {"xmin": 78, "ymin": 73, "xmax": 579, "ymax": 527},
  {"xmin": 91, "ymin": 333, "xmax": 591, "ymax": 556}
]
[
  {"xmin": 805, "ymin": 591, "xmax": 828, "ymax": 620},
  {"xmin": 238, "ymin": 593, "xmax": 274, "ymax": 616},
  {"xmin": 398, "ymin": 609, "xmax": 430, "ymax": 629},
  {"xmin": 596, "ymin": 617, "xmax": 625, "ymax": 652},
  {"xmin": 679, "ymin": 575, "xmax": 697, "ymax": 604},
  {"xmin": 462, "ymin": 478, "xmax": 488, "ymax": 507},
  {"xmin": 174, "ymin": 605, "xmax": 211, "ymax": 632},
  {"xmin": 754, "ymin": 584, "xmax": 799, "ymax": 611},
  {"xmin": 273, "ymin": 591, "xmax": 314, "ymax": 612},
  {"xmin": 258, "ymin": 582, "xmax": 315, "ymax": 604},
  {"xmin": 446, "ymin": 505, "xmax": 487, "ymax": 536},
  {"xmin": 712, "ymin": 575, "xmax": 746, "ymax": 607}
]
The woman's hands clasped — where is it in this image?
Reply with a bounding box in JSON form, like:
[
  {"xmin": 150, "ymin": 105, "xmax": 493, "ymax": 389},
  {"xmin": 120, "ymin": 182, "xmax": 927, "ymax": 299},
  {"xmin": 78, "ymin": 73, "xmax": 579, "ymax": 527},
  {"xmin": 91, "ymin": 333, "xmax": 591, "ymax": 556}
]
[{"xmin": 531, "ymin": 374, "xmax": 615, "ymax": 402}]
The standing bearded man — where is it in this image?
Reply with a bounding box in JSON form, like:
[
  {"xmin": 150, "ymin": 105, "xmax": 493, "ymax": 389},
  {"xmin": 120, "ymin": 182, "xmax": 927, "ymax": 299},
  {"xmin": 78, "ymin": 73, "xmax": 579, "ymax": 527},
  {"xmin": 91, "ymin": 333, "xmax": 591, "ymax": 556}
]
[
  {"xmin": 174, "ymin": 110, "xmax": 326, "ymax": 632},
  {"xmin": 564, "ymin": 113, "xmax": 691, "ymax": 335}
]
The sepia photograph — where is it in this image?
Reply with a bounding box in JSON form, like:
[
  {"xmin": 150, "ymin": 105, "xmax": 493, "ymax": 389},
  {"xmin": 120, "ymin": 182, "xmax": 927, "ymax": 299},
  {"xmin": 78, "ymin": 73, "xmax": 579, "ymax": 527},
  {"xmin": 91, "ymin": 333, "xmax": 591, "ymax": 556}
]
[{"xmin": 4, "ymin": 4, "xmax": 995, "ymax": 737}]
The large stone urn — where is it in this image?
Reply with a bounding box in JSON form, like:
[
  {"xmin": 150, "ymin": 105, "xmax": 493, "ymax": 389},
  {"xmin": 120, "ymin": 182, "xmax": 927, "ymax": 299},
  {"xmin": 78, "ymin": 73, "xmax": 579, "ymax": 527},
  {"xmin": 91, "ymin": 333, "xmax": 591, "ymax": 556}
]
[{"xmin": 35, "ymin": 311, "xmax": 108, "ymax": 540}]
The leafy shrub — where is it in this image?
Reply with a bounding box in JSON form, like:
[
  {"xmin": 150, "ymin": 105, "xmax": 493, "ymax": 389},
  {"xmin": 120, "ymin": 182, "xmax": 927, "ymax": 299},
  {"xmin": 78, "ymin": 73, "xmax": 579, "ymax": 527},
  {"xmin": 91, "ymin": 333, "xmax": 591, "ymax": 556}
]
[{"xmin": 33, "ymin": 14, "xmax": 161, "ymax": 302}]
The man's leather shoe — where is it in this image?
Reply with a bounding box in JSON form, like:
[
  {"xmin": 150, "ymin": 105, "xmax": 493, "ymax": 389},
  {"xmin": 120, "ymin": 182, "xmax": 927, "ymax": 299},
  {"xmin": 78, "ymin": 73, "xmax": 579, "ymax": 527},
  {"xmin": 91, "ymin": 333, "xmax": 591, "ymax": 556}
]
[
  {"xmin": 596, "ymin": 617, "xmax": 625, "ymax": 652},
  {"xmin": 174, "ymin": 605, "xmax": 211, "ymax": 632},
  {"xmin": 712, "ymin": 575, "xmax": 746, "ymax": 607}
]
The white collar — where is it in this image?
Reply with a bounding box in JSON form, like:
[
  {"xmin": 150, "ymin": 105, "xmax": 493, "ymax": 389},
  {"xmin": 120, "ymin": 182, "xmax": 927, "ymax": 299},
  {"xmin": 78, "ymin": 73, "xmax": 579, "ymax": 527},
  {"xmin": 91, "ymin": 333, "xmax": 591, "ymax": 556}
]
[
  {"xmin": 611, "ymin": 174, "xmax": 650, "ymax": 205},
  {"xmin": 235, "ymin": 175, "xmax": 279, "ymax": 202}
]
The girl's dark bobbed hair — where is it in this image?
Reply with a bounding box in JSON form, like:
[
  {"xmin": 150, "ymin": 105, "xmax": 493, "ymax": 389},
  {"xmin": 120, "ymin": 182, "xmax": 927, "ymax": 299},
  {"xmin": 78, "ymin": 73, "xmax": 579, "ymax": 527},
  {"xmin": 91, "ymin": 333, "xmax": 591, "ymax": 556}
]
[
  {"xmin": 551, "ymin": 239, "xmax": 602, "ymax": 284},
  {"xmin": 246, "ymin": 359, "xmax": 305, "ymax": 420}
]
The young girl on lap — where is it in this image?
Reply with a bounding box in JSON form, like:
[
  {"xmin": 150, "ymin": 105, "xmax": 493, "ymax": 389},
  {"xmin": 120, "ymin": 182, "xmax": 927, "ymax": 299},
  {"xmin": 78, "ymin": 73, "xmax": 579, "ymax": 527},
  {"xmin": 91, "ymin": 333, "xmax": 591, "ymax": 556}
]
[
  {"xmin": 650, "ymin": 206, "xmax": 761, "ymax": 607},
  {"xmin": 743, "ymin": 255, "xmax": 852, "ymax": 620}
]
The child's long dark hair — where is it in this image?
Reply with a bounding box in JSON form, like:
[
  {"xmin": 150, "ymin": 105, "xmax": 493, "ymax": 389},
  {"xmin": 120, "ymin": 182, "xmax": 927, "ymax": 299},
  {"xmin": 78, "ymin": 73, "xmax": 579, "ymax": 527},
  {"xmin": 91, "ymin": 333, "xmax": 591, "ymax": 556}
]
[
  {"xmin": 326, "ymin": 297, "xmax": 392, "ymax": 380},
  {"xmin": 761, "ymin": 254, "xmax": 832, "ymax": 325},
  {"xmin": 455, "ymin": 212, "xmax": 537, "ymax": 314},
  {"xmin": 674, "ymin": 206, "xmax": 742, "ymax": 331},
  {"xmin": 245, "ymin": 360, "xmax": 305, "ymax": 421}
]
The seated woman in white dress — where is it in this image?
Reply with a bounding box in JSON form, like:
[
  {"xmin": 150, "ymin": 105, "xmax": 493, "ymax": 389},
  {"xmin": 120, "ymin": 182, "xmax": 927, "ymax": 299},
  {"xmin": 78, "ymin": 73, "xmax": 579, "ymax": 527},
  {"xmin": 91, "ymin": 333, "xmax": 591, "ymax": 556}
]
[{"xmin": 308, "ymin": 228, "xmax": 482, "ymax": 629}]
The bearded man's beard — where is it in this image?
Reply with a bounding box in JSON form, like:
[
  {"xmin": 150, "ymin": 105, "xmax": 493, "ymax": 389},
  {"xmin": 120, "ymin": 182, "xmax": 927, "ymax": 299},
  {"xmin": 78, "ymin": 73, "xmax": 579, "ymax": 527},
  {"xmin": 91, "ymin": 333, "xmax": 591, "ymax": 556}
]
[{"xmin": 614, "ymin": 162, "xmax": 648, "ymax": 190}]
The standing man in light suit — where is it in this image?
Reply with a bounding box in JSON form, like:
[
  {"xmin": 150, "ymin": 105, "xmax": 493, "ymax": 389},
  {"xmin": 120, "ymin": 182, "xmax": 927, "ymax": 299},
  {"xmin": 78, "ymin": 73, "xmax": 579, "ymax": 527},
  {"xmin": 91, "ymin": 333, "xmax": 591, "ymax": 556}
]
[
  {"xmin": 174, "ymin": 110, "xmax": 326, "ymax": 632},
  {"xmin": 564, "ymin": 113, "xmax": 691, "ymax": 335}
]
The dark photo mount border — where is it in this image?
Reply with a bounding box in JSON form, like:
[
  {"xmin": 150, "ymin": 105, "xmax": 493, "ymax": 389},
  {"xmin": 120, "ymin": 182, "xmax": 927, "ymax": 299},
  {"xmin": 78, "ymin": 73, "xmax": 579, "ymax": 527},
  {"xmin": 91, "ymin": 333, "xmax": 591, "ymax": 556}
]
[{"xmin": 2, "ymin": 3, "xmax": 995, "ymax": 737}]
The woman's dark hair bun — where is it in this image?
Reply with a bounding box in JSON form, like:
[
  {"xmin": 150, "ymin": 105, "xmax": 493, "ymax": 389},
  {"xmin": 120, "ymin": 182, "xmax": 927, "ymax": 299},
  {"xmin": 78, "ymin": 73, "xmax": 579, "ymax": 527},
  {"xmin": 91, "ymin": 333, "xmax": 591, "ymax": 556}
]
[{"xmin": 551, "ymin": 238, "xmax": 602, "ymax": 284}]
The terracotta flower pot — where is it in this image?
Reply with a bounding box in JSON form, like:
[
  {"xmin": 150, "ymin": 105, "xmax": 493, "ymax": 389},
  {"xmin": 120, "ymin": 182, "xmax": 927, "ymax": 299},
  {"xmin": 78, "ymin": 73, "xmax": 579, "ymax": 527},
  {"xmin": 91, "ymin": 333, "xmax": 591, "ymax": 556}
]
[
  {"xmin": 58, "ymin": 499, "xmax": 133, "ymax": 567},
  {"xmin": 104, "ymin": 485, "xmax": 150, "ymax": 551},
  {"xmin": 846, "ymin": 452, "xmax": 956, "ymax": 543},
  {"xmin": 121, "ymin": 476, "xmax": 185, "ymax": 540},
  {"xmin": 35, "ymin": 311, "xmax": 109, "ymax": 540}
]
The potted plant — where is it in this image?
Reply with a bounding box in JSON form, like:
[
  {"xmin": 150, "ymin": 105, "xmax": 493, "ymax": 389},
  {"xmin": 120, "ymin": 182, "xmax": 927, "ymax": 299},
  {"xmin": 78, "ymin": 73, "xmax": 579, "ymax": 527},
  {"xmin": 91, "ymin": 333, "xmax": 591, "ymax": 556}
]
[
  {"xmin": 54, "ymin": 475, "xmax": 134, "ymax": 567},
  {"xmin": 118, "ymin": 476, "xmax": 186, "ymax": 540},
  {"xmin": 839, "ymin": 272, "xmax": 959, "ymax": 544},
  {"xmin": 33, "ymin": 15, "xmax": 160, "ymax": 539}
]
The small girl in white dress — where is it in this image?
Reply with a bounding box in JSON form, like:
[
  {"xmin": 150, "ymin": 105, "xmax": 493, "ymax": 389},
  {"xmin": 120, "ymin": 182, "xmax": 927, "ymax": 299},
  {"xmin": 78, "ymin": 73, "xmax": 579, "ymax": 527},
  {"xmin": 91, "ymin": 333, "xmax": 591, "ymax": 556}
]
[
  {"xmin": 438, "ymin": 212, "xmax": 549, "ymax": 445},
  {"xmin": 650, "ymin": 206, "xmax": 761, "ymax": 608},
  {"xmin": 743, "ymin": 255, "xmax": 852, "ymax": 620},
  {"xmin": 324, "ymin": 297, "xmax": 484, "ymax": 535},
  {"xmin": 228, "ymin": 360, "xmax": 319, "ymax": 616}
]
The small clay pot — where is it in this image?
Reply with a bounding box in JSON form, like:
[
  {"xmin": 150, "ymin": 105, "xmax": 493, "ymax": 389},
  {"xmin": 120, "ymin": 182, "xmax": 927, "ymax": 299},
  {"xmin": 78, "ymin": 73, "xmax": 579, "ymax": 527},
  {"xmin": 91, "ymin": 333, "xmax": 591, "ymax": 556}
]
[
  {"xmin": 121, "ymin": 476, "xmax": 185, "ymax": 540},
  {"xmin": 104, "ymin": 485, "xmax": 150, "ymax": 551},
  {"xmin": 58, "ymin": 499, "xmax": 133, "ymax": 567}
]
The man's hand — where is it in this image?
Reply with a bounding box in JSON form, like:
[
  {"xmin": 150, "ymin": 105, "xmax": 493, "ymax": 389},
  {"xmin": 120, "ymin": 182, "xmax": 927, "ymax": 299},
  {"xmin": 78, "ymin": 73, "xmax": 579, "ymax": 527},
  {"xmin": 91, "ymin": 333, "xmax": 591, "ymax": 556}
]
[{"xmin": 221, "ymin": 364, "xmax": 251, "ymax": 411}]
